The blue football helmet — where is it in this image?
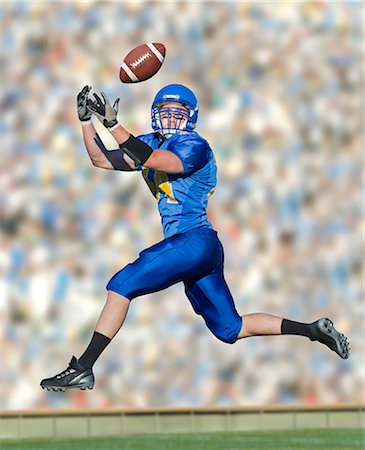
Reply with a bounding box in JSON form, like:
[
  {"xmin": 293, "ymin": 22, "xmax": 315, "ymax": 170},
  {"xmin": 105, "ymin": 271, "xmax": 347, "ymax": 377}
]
[{"xmin": 151, "ymin": 84, "xmax": 198, "ymax": 136}]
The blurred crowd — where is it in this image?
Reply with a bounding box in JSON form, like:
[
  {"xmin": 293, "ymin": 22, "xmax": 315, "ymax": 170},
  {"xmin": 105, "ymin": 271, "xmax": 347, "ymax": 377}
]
[{"xmin": 1, "ymin": 1, "xmax": 363, "ymax": 410}]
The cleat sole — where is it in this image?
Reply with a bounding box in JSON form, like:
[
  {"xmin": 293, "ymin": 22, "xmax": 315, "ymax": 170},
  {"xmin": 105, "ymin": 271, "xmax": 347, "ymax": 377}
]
[
  {"xmin": 311, "ymin": 318, "xmax": 350, "ymax": 359},
  {"xmin": 41, "ymin": 383, "xmax": 94, "ymax": 392}
]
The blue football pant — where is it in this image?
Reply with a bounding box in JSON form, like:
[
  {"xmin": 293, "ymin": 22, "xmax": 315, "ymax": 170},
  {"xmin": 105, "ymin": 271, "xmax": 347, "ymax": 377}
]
[{"xmin": 106, "ymin": 227, "xmax": 242, "ymax": 344}]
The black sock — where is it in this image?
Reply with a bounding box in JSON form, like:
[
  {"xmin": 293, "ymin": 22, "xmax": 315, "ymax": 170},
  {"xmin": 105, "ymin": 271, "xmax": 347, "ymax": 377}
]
[
  {"xmin": 281, "ymin": 319, "xmax": 313, "ymax": 338},
  {"xmin": 78, "ymin": 332, "xmax": 111, "ymax": 369}
]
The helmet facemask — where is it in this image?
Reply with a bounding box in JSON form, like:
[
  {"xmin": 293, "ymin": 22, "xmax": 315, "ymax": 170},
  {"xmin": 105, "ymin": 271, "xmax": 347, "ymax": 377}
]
[{"xmin": 152, "ymin": 103, "xmax": 190, "ymax": 137}]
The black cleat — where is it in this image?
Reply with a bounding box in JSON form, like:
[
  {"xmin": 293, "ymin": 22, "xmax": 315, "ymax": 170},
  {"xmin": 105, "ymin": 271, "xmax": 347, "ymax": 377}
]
[
  {"xmin": 309, "ymin": 318, "xmax": 350, "ymax": 359},
  {"xmin": 40, "ymin": 356, "xmax": 94, "ymax": 392}
]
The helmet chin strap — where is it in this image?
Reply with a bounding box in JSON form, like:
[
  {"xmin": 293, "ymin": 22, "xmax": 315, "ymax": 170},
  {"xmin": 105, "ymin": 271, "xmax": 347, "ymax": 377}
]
[
  {"xmin": 159, "ymin": 129, "xmax": 176, "ymax": 138},
  {"xmin": 157, "ymin": 116, "xmax": 188, "ymax": 138}
]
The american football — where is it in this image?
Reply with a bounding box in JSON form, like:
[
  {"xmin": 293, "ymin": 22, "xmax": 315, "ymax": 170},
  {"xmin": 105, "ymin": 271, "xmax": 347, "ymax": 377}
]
[{"xmin": 119, "ymin": 43, "xmax": 166, "ymax": 83}]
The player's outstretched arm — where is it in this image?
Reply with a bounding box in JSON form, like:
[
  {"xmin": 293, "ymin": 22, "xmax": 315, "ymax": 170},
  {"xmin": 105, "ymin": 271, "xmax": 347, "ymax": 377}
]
[
  {"xmin": 87, "ymin": 91, "xmax": 184, "ymax": 173},
  {"xmin": 78, "ymin": 87, "xmax": 134, "ymax": 171},
  {"xmin": 77, "ymin": 85, "xmax": 113, "ymax": 168}
]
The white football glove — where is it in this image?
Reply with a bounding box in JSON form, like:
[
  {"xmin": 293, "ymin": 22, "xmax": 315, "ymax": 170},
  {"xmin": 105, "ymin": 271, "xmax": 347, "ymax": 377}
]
[
  {"xmin": 77, "ymin": 85, "xmax": 92, "ymax": 122},
  {"xmin": 87, "ymin": 92, "xmax": 120, "ymax": 129}
]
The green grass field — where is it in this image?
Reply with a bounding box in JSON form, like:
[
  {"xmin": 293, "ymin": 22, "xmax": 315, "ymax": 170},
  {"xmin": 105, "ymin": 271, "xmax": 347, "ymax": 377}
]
[{"xmin": 1, "ymin": 429, "xmax": 363, "ymax": 450}]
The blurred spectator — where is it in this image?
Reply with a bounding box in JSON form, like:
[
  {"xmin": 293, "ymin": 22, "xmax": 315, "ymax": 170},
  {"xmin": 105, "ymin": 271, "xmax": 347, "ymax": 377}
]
[{"xmin": 1, "ymin": 1, "xmax": 362, "ymax": 409}]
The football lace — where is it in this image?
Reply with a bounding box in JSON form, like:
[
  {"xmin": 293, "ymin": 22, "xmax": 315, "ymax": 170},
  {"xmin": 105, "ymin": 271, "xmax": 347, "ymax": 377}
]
[{"xmin": 130, "ymin": 52, "xmax": 152, "ymax": 69}]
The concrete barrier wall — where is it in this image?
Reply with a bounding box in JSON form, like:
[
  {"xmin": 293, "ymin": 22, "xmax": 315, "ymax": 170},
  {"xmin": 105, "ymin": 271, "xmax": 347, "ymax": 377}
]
[{"xmin": 1, "ymin": 405, "xmax": 363, "ymax": 440}]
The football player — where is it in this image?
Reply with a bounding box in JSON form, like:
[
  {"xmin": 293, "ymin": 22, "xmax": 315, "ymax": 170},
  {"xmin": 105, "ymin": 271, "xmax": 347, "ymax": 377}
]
[{"xmin": 40, "ymin": 84, "xmax": 350, "ymax": 391}]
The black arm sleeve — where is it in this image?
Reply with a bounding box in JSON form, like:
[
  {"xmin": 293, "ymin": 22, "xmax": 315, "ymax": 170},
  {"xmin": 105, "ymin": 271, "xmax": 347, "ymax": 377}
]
[
  {"xmin": 119, "ymin": 134, "xmax": 153, "ymax": 166},
  {"xmin": 94, "ymin": 133, "xmax": 135, "ymax": 172}
]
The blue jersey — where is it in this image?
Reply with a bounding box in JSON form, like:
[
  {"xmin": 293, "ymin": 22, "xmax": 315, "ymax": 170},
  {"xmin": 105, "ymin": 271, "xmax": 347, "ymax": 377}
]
[{"xmin": 137, "ymin": 131, "xmax": 217, "ymax": 238}]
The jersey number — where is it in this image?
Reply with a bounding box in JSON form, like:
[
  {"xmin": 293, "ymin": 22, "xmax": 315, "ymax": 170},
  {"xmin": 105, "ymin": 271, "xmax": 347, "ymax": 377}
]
[{"xmin": 143, "ymin": 169, "xmax": 178, "ymax": 204}]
